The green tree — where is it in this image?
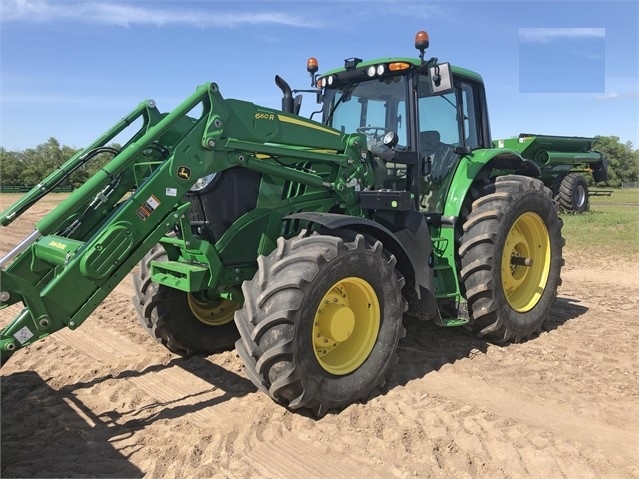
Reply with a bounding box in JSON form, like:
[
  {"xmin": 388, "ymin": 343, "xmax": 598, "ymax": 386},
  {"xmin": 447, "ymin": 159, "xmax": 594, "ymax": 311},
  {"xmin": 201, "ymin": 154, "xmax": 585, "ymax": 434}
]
[
  {"xmin": 18, "ymin": 137, "xmax": 77, "ymax": 186},
  {"xmin": 0, "ymin": 138, "xmax": 85, "ymax": 189},
  {"xmin": 593, "ymin": 136, "xmax": 639, "ymax": 187},
  {"xmin": 0, "ymin": 148, "xmax": 24, "ymax": 186}
]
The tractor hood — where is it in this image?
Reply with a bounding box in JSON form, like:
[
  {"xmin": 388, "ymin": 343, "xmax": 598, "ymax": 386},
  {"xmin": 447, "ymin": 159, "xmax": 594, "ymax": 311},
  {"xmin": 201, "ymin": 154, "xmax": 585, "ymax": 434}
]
[{"xmin": 223, "ymin": 99, "xmax": 348, "ymax": 152}]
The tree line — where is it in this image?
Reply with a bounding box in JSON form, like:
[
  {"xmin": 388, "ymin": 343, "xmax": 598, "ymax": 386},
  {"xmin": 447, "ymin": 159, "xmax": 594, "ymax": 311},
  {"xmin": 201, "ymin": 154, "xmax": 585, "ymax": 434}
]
[
  {"xmin": 591, "ymin": 135, "xmax": 639, "ymax": 187},
  {"xmin": 0, "ymin": 138, "xmax": 118, "ymax": 190},
  {"xmin": 1, "ymin": 135, "xmax": 638, "ymax": 189}
]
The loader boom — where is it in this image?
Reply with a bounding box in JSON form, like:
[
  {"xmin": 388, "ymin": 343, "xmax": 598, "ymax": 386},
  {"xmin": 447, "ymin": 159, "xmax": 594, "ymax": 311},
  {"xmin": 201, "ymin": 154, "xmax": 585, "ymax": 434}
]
[{"xmin": 0, "ymin": 82, "xmax": 368, "ymax": 363}]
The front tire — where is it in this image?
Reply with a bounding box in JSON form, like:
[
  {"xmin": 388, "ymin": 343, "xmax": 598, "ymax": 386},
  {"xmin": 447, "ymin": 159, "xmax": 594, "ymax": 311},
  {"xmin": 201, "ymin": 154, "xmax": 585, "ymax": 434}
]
[
  {"xmin": 133, "ymin": 244, "xmax": 240, "ymax": 356},
  {"xmin": 459, "ymin": 175, "xmax": 564, "ymax": 342},
  {"xmin": 234, "ymin": 231, "xmax": 407, "ymax": 416}
]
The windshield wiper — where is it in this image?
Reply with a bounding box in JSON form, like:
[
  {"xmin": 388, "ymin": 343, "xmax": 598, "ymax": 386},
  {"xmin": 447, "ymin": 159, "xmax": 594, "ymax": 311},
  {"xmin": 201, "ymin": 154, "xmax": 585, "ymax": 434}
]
[{"xmin": 325, "ymin": 84, "xmax": 356, "ymax": 125}]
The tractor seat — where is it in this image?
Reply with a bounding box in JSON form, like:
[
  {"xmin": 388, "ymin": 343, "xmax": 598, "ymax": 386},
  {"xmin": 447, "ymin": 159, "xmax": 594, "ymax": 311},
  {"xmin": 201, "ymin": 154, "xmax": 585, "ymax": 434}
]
[
  {"xmin": 419, "ymin": 130, "xmax": 457, "ymax": 183},
  {"xmin": 418, "ymin": 130, "xmax": 458, "ymax": 212},
  {"xmin": 420, "ymin": 130, "xmax": 441, "ymax": 158}
]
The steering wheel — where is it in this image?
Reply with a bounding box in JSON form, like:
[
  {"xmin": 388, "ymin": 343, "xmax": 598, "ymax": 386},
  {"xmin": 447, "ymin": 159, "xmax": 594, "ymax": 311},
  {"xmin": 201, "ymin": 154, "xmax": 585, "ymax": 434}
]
[
  {"xmin": 356, "ymin": 126, "xmax": 394, "ymax": 146},
  {"xmin": 357, "ymin": 126, "xmax": 398, "ymax": 162}
]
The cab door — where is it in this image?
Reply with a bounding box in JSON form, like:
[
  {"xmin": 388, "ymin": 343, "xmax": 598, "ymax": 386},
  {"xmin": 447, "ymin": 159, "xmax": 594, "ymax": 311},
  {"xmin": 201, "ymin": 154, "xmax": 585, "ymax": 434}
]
[{"xmin": 415, "ymin": 74, "xmax": 484, "ymax": 212}]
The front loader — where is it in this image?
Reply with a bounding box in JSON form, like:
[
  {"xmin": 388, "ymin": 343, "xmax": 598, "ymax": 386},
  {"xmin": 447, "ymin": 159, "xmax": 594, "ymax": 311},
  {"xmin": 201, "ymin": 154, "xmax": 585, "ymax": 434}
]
[{"xmin": 0, "ymin": 31, "xmax": 564, "ymax": 415}]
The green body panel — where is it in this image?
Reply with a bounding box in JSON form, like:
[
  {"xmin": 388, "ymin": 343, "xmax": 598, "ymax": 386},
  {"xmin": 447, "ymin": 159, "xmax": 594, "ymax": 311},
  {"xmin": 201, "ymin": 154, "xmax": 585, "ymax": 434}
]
[{"xmin": 495, "ymin": 134, "xmax": 605, "ymax": 184}]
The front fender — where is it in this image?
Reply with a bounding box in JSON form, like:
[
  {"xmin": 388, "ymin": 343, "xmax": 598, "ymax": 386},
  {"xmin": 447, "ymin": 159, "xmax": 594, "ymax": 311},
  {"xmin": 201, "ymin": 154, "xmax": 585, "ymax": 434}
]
[{"xmin": 285, "ymin": 211, "xmax": 438, "ymax": 318}]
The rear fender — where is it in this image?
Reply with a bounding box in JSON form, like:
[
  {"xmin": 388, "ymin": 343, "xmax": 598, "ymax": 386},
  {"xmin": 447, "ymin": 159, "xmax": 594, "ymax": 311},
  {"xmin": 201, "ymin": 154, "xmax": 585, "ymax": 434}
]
[{"xmin": 444, "ymin": 149, "xmax": 541, "ymax": 218}]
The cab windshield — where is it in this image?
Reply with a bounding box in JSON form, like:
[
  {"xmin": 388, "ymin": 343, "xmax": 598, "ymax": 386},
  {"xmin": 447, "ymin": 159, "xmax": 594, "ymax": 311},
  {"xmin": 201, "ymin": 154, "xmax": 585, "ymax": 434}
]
[
  {"xmin": 323, "ymin": 75, "xmax": 408, "ymax": 148},
  {"xmin": 321, "ymin": 70, "xmax": 482, "ymax": 214}
]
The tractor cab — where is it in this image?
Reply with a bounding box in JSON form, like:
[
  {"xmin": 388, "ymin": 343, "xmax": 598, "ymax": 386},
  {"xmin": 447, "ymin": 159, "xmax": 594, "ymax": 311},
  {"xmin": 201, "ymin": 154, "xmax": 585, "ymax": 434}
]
[{"xmin": 309, "ymin": 31, "xmax": 491, "ymax": 214}]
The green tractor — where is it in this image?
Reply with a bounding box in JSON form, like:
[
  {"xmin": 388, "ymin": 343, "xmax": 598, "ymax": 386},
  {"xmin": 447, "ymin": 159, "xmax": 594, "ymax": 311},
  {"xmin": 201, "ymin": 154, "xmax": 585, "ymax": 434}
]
[{"xmin": 0, "ymin": 31, "xmax": 563, "ymax": 415}]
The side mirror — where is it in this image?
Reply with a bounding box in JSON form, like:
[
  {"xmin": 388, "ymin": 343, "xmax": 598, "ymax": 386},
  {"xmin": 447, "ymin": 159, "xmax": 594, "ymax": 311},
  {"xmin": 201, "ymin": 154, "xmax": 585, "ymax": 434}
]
[{"xmin": 429, "ymin": 62, "xmax": 453, "ymax": 95}]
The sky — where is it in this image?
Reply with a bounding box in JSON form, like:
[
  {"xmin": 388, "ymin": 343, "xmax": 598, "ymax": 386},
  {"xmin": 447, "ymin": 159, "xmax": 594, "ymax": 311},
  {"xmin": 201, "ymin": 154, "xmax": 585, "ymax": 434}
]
[{"xmin": 0, "ymin": 0, "xmax": 637, "ymax": 151}]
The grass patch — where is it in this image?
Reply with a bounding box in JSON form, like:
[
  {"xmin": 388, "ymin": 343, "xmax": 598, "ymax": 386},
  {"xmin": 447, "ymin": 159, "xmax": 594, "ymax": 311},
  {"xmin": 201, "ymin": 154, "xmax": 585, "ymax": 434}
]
[{"xmin": 561, "ymin": 188, "xmax": 639, "ymax": 259}]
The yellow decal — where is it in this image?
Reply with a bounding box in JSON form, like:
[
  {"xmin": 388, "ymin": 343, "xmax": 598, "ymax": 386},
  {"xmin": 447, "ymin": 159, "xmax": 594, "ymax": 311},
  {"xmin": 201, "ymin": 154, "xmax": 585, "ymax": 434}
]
[
  {"xmin": 309, "ymin": 148, "xmax": 338, "ymax": 154},
  {"xmin": 48, "ymin": 241, "xmax": 67, "ymax": 250},
  {"xmin": 255, "ymin": 112, "xmax": 275, "ymax": 120},
  {"xmin": 277, "ymin": 115, "xmax": 340, "ymax": 136}
]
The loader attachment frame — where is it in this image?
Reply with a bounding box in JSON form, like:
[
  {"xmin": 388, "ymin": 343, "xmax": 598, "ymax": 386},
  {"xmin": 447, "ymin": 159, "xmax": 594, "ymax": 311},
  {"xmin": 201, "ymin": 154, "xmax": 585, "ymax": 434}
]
[
  {"xmin": 0, "ymin": 78, "xmax": 378, "ymax": 365},
  {"xmin": 0, "ymin": 83, "xmax": 233, "ymax": 362}
]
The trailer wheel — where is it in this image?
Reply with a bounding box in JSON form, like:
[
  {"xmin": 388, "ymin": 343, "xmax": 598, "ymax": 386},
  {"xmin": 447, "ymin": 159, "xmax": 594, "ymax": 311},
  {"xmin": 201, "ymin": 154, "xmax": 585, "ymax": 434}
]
[
  {"xmin": 235, "ymin": 231, "xmax": 406, "ymax": 416},
  {"xmin": 558, "ymin": 172, "xmax": 589, "ymax": 213},
  {"xmin": 133, "ymin": 244, "xmax": 239, "ymax": 356},
  {"xmin": 459, "ymin": 175, "xmax": 564, "ymax": 342}
]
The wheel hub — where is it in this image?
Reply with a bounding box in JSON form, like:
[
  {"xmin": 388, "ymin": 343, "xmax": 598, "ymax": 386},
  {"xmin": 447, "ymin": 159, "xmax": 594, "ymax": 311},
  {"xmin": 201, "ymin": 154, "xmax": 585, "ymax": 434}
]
[
  {"xmin": 187, "ymin": 294, "xmax": 239, "ymax": 326},
  {"xmin": 501, "ymin": 212, "xmax": 551, "ymax": 312},
  {"xmin": 575, "ymin": 185, "xmax": 586, "ymax": 208},
  {"xmin": 317, "ymin": 303, "xmax": 356, "ymax": 342},
  {"xmin": 313, "ymin": 277, "xmax": 380, "ymax": 375}
]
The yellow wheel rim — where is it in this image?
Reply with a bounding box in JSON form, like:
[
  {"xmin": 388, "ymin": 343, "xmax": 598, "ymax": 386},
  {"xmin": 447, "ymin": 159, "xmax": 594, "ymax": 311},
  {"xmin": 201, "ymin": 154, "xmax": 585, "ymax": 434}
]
[
  {"xmin": 187, "ymin": 294, "xmax": 239, "ymax": 326},
  {"xmin": 313, "ymin": 277, "xmax": 380, "ymax": 375},
  {"xmin": 501, "ymin": 212, "xmax": 551, "ymax": 312}
]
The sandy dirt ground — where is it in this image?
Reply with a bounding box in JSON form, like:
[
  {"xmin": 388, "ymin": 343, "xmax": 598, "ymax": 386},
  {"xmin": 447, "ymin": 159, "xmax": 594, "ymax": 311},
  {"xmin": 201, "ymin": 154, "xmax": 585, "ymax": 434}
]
[{"xmin": 1, "ymin": 193, "xmax": 638, "ymax": 478}]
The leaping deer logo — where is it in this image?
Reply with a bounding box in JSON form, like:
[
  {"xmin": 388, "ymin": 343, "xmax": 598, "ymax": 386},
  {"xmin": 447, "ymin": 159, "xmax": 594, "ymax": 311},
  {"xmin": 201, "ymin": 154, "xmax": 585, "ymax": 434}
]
[{"xmin": 177, "ymin": 166, "xmax": 191, "ymax": 180}]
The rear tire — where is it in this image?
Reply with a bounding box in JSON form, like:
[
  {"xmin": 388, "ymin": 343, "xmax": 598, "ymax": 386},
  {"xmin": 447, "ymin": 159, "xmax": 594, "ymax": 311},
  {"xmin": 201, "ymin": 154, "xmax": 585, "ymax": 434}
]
[
  {"xmin": 459, "ymin": 175, "xmax": 564, "ymax": 342},
  {"xmin": 235, "ymin": 231, "xmax": 407, "ymax": 416},
  {"xmin": 558, "ymin": 172, "xmax": 589, "ymax": 213},
  {"xmin": 133, "ymin": 243, "xmax": 240, "ymax": 356}
]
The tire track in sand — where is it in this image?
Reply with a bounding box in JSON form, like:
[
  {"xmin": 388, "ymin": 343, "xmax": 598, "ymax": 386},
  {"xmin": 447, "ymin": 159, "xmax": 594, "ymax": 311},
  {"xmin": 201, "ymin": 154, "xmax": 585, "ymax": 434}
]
[
  {"xmin": 125, "ymin": 363, "xmax": 236, "ymax": 426},
  {"xmin": 239, "ymin": 430, "xmax": 390, "ymax": 479},
  {"xmin": 421, "ymin": 369, "xmax": 638, "ymax": 461}
]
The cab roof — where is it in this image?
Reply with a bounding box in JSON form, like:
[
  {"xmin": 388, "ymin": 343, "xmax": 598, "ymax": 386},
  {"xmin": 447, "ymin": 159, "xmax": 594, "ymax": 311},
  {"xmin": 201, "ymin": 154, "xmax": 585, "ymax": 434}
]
[{"xmin": 320, "ymin": 57, "xmax": 484, "ymax": 84}]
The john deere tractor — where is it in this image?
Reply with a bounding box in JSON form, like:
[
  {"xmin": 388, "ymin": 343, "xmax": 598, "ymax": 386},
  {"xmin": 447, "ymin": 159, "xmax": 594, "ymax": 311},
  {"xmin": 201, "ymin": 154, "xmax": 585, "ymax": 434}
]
[{"xmin": 0, "ymin": 31, "xmax": 564, "ymax": 415}]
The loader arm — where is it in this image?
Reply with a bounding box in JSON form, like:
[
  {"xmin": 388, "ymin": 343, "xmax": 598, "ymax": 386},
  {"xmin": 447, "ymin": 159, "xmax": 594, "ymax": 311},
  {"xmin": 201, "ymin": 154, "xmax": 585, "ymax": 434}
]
[{"xmin": 0, "ymin": 82, "xmax": 366, "ymax": 364}]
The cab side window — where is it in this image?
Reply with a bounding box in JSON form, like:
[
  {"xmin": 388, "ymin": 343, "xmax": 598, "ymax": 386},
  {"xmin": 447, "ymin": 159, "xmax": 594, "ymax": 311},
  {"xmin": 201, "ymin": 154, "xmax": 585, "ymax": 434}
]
[
  {"xmin": 460, "ymin": 83, "xmax": 481, "ymax": 149},
  {"xmin": 418, "ymin": 79, "xmax": 481, "ymax": 149},
  {"xmin": 418, "ymin": 90, "xmax": 459, "ymax": 146}
]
